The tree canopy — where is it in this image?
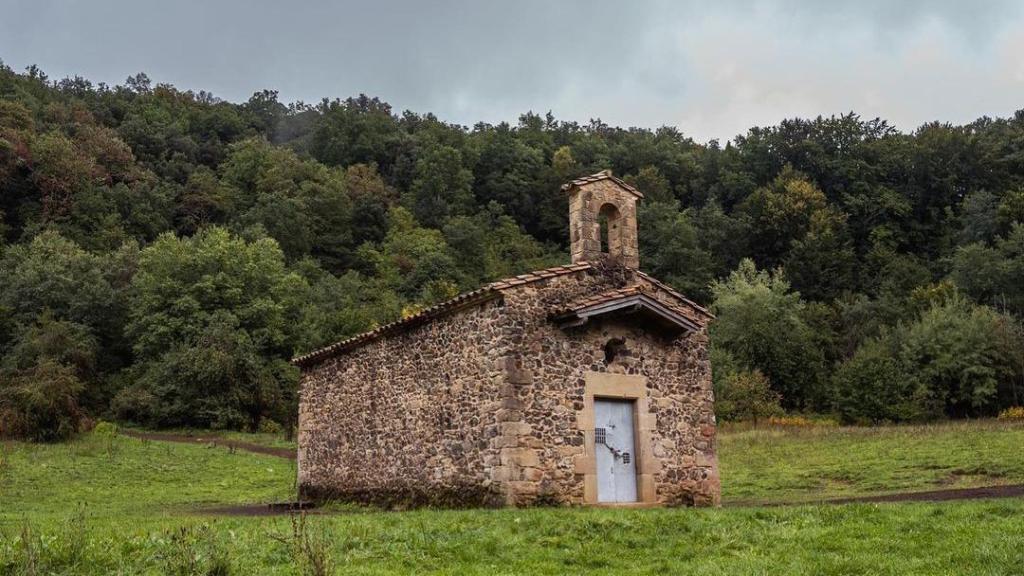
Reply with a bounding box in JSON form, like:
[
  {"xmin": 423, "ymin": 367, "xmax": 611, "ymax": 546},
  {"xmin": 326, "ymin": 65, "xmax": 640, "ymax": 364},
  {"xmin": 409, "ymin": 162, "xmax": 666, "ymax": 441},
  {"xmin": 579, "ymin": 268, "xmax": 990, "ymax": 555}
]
[{"xmin": 2, "ymin": 61, "xmax": 1024, "ymax": 436}]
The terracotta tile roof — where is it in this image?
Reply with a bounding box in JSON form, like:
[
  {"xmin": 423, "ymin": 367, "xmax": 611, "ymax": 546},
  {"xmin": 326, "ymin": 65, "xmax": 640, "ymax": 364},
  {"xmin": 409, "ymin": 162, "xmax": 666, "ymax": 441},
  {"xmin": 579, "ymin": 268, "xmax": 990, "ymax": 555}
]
[
  {"xmin": 634, "ymin": 270, "xmax": 714, "ymax": 319},
  {"xmin": 291, "ymin": 262, "xmax": 594, "ymax": 368},
  {"xmin": 560, "ymin": 170, "xmax": 644, "ymax": 198}
]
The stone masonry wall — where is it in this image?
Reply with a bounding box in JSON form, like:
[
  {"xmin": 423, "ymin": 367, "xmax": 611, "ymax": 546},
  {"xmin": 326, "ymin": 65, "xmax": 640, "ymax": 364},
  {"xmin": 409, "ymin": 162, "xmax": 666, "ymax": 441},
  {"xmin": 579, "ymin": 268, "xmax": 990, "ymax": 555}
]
[{"xmin": 297, "ymin": 297, "xmax": 514, "ymax": 507}]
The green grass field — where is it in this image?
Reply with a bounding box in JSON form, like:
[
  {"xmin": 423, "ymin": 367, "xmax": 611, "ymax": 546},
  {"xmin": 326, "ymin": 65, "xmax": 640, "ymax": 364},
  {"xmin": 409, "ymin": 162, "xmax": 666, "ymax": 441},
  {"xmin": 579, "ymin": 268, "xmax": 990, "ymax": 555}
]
[
  {"xmin": 2, "ymin": 421, "xmax": 1023, "ymax": 575},
  {"xmin": 718, "ymin": 420, "xmax": 1024, "ymax": 504}
]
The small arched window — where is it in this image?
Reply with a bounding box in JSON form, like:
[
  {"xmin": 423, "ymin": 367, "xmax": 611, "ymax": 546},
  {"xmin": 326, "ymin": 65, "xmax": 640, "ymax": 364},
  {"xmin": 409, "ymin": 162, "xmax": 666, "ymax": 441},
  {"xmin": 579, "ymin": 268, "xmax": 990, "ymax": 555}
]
[
  {"xmin": 598, "ymin": 203, "xmax": 621, "ymax": 257},
  {"xmin": 598, "ymin": 212, "xmax": 610, "ymax": 253}
]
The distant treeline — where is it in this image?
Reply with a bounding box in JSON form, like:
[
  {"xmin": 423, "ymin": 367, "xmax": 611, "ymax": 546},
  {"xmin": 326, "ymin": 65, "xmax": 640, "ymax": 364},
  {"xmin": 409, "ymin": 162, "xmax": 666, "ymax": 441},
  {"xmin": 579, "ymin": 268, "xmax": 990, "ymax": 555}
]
[{"xmin": 1, "ymin": 63, "xmax": 1022, "ymax": 439}]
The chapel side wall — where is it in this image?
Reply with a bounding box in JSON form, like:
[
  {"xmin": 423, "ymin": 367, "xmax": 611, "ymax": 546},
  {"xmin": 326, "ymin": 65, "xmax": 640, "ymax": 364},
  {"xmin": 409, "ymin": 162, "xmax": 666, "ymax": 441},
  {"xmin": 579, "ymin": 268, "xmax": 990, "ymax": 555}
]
[
  {"xmin": 499, "ymin": 268, "xmax": 719, "ymax": 506},
  {"xmin": 297, "ymin": 298, "xmax": 514, "ymax": 507}
]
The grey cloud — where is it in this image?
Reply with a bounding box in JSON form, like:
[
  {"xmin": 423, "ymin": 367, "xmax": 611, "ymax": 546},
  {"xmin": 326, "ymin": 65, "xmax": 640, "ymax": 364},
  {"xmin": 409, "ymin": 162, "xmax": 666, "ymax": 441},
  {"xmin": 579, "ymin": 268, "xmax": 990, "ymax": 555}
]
[{"xmin": 1, "ymin": 0, "xmax": 1021, "ymax": 141}]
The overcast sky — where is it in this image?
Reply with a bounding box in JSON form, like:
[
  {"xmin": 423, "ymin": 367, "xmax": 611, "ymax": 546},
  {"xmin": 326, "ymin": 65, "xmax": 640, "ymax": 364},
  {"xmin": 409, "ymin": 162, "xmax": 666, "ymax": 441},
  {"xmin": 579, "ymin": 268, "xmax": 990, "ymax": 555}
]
[{"xmin": 3, "ymin": 0, "xmax": 1023, "ymax": 142}]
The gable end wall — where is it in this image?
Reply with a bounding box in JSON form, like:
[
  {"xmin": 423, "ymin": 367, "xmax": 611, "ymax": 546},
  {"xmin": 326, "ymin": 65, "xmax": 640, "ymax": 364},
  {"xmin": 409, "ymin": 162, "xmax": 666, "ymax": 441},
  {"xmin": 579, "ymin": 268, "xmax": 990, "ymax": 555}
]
[{"xmin": 498, "ymin": 267, "xmax": 719, "ymax": 505}]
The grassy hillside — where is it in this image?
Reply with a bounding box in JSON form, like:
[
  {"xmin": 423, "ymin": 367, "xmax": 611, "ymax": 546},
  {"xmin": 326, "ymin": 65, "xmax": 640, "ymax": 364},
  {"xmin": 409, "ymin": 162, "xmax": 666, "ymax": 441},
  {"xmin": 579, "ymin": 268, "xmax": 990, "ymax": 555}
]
[{"xmin": 2, "ymin": 421, "xmax": 1023, "ymax": 574}]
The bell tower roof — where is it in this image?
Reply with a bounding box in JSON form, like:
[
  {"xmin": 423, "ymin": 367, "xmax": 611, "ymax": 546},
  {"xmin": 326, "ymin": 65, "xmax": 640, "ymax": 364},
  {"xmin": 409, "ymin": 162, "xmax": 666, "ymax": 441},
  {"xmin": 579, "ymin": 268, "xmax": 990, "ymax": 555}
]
[{"xmin": 561, "ymin": 169, "xmax": 644, "ymax": 198}]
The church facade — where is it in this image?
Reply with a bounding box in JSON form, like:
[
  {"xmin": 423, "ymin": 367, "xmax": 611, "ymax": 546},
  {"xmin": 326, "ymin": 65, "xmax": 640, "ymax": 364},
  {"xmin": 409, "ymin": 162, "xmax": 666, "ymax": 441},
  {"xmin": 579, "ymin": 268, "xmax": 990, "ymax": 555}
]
[{"xmin": 294, "ymin": 171, "xmax": 719, "ymax": 507}]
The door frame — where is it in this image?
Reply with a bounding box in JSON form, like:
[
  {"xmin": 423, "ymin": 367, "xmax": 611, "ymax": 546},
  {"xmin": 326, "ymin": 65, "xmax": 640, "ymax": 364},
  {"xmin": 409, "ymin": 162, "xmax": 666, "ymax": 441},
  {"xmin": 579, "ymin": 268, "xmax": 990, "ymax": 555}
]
[{"xmin": 575, "ymin": 372, "xmax": 660, "ymax": 505}]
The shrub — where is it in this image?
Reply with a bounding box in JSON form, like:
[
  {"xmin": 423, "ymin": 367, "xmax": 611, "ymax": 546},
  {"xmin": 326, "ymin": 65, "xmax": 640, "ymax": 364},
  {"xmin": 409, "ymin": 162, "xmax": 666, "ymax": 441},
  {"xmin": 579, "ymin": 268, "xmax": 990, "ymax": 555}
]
[
  {"xmin": 900, "ymin": 297, "xmax": 1015, "ymax": 417},
  {"xmin": 92, "ymin": 420, "xmax": 118, "ymax": 437},
  {"xmin": 714, "ymin": 368, "xmax": 784, "ymax": 423},
  {"xmin": 258, "ymin": 419, "xmax": 283, "ymax": 434},
  {"xmin": 160, "ymin": 525, "xmax": 233, "ymax": 576},
  {"xmin": 998, "ymin": 406, "xmax": 1024, "ymax": 421},
  {"xmin": 0, "ymin": 361, "xmax": 85, "ymax": 441},
  {"xmin": 766, "ymin": 416, "xmax": 838, "ymax": 428},
  {"xmin": 109, "ymin": 382, "xmax": 157, "ymax": 425},
  {"xmin": 834, "ymin": 297, "xmax": 1023, "ymax": 423},
  {"xmin": 89, "ymin": 420, "xmax": 120, "ymax": 455},
  {"xmin": 833, "ymin": 334, "xmax": 933, "ymax": 424},
  {"xmin": 269, "ymin": 513, "xmax": 331, "ymax": 576}
]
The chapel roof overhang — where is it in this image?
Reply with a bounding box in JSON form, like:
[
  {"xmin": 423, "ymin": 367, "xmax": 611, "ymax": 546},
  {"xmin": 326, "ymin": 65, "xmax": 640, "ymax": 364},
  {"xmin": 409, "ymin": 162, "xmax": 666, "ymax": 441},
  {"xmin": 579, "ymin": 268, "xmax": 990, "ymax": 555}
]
[{"xmin": 549, "ymin": 286, "xmax": 701, "ymax": 337}]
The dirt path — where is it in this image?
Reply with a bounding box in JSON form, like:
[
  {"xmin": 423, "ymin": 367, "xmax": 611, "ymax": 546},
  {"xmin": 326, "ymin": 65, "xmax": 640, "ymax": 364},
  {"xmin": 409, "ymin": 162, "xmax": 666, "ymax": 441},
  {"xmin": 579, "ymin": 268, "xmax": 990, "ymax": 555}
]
[
  {"xmin": 199, "ymin": 502, "xmax": 318, "ymax": 517},
  {"xmin": 823, "ymin": 483, "xmax": 1024, "ymax": 504},
  {"xmin": 730, "ymin": 483, "xmax": 1024, "ymax": 508},
  {"xmin": 122, "ymin": 430, "xmax": 296, "ymax": 459},
  {"xmin": 200, "ymin": 484, "xmax": 1024, "ymax": 517}
]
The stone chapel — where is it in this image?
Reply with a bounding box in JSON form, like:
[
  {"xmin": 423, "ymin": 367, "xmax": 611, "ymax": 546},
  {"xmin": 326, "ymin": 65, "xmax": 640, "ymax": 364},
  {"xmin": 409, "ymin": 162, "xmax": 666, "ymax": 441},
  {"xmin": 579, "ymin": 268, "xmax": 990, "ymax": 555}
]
[{"xmin": 293, "ymin": 170, "xmax": 719, "ymax": 507}]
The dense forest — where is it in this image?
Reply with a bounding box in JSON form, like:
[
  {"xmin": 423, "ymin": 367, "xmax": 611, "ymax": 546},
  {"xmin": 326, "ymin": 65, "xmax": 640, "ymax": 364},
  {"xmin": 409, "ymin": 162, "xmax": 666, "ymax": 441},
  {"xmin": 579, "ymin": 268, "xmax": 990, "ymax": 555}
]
[{"xmin": 1, "ymin": 61, "xmax": 1023, "ymax": 440}]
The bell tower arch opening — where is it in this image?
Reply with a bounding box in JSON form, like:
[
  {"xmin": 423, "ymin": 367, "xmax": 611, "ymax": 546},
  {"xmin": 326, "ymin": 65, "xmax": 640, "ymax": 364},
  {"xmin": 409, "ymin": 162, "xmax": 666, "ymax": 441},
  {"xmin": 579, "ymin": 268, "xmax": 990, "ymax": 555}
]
[
  {"xmin": 562, "ymin": 170, "xmax": 643, "ymax": 268},
  {"xmin": 598, "ymin": 202, "xmax": 622, "ymax": 257}
]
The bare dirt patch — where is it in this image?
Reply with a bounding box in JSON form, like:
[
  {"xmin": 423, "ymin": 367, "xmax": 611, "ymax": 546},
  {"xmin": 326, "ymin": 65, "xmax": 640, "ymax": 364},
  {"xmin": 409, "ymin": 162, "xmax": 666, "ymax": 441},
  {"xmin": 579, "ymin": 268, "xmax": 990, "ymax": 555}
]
[
  {"xmin": 122, "ymin": 430, "xmax": 295, "ymax": 459},
  {"xmin": 826, "ymin": 484, "xmax": 1024, "ymax": 504},
  {"xmin": 730, "ymin": 483, "xmax": 1024, "ymax": 508},
  {"xmin": 198, "ymin": 501, "xmax": 318, "ymax": 517}
]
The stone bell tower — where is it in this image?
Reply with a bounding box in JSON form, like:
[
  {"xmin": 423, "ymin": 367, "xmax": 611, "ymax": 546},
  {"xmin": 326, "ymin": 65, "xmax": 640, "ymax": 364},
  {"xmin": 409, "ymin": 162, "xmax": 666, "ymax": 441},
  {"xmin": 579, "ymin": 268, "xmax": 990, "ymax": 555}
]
[{"xmin": 561, "ymin": 170, "xmax": 643, "ymax": 268}]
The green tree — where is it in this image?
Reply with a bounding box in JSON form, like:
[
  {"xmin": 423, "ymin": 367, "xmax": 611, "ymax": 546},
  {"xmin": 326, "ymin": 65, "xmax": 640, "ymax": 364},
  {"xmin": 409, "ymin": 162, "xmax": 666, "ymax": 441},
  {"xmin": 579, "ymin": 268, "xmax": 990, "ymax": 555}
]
[
  {"xmin": 624, "ymin": 165, "xmax": 673, "ymax": 203},
  {"xmin": 0, "ymin": 313, "xmax": 97, "ymax": 440},
  {"xmin": 958, "ymin": 190, "xmax": 1000, "ymax": 245},
  {"xmin": 221, "ymin": 137, "xmax": 356, "ymax": 268},
  {"xmin": 710, "ymin": 259, "xmax": 829, "ymax": 410},
  {"xmin": 638, "ymin": 200, "xmax": 715, "ymax": 302},
  {"xmin": 737, "ymin": 167, "xmax": 843, "ymax": 269},
  {"xmin": 901, "ymin": 298, "xmax": 1020, "ymax": 418},
  {"xmin": 292, "ymin": 260, "xmax": 402, "ymax": 354},
  {"xmin": 0, "ymin": 230, "xmax": 119, "ymax": 335},
  {"xmin": 364, "ymin": 207, "xmax": 461, "ymax": 301},
  {"xmin": 835, "ymin": 298, "xmax": 1023, "ymax": 422},
  {"xmin": 405, "ymin": 145, "xmax": 474, "ymax": 227},
  {"xmin": 309, "ymin": 95, "xmax": 404, "ymax": 173},
  {"xmin": 950, "ymin": 224, "xmax": 1024, "ymax": 315},
  {"xmin": 176, "ymin": 166, "xmax": 235, "ymax": 235},
  {"xmin": 997, "ymin": 188, "xmax": 1024, "ymax": 231},
  {"xmin": 122, "ymin": 227, "xmax": 304, "ymax": 430}
]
